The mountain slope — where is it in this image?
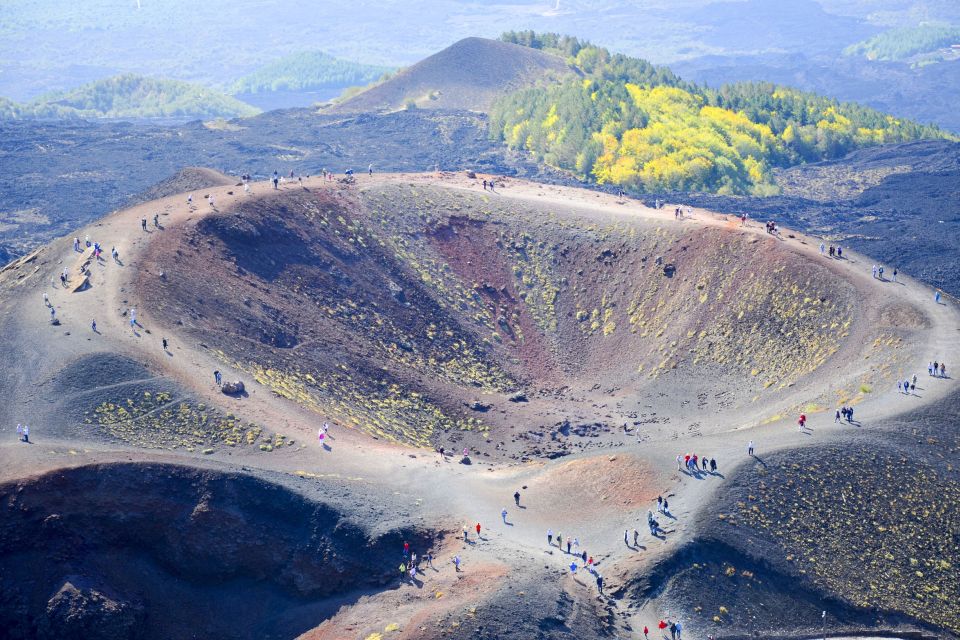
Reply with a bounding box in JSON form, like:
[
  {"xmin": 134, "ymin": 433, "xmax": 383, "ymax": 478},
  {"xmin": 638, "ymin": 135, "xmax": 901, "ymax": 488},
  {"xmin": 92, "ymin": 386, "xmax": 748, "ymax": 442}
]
[
  {"xmin": 229, "ymin": 51, "xmax": 393, "ymax": 95},
  {"xmin": 4, "ymin": 74, "xmax": 260, "ymax": 120},
  {"xmin": 329, "ymin": 37, "xmax": 575, "ymax": 113}
]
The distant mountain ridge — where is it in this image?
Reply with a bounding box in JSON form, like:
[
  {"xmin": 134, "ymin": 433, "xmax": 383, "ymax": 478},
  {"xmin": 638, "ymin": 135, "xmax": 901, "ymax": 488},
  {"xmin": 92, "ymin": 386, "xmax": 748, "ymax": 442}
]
[
  {"xmin": 1, "ymin": 74, "xmax": 260, "ymax": 120},
  {"xmin": 230, "ymin": 51, "xmax": 394, "ymax": 95}
]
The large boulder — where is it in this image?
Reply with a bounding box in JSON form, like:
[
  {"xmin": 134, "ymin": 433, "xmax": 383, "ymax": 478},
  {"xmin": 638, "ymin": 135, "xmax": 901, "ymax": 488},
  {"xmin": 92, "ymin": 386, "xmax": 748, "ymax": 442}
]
[{"xmin": 221, "ymin": 380, "xmax": 245, "ymax": 395}]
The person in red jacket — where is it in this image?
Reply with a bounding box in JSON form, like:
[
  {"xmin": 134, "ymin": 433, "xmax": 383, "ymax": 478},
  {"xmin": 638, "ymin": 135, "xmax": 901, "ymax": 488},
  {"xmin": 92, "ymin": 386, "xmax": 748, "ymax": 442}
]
[
  {"xmin": 643, "ymin": 625, "xmax": 650, "ymax": 639},
  {"xmin": 475, "ymin": 522, "xmax": 481, "ymax": 537}
]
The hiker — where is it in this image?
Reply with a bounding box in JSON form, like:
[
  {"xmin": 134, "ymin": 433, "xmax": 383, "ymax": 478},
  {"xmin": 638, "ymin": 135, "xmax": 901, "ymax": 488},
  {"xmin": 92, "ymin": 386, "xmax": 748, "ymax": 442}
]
[
  {"xmin": 941, "ymin": 363, "xmax": 947, "ymax": 377},
  {"xmin": 214, "ymin": 370, "xmax": 222, "ymax": 386},
  {"xmin": 829, "ymin": 245, "xmax": 835, "ymax": 257},
  {"xmin": 438, "ymin": 446, "xmax": 445, "ymax": 460},
  {"xmin": 657, "ymin": 496, "xmax": 663, "ymax": 512},
  {"xmin": 317, "ymin": 427, "xmax": 325, "ymax": 444},
  {"xmin": 633, "ymin": 529, "xmax": 640, "ymax": 546},
  {"xmin": 153, "ymin": 213, "xmax": 159, "ymax": 228},
  {"xmin": 16, "ymin": 424, "xmax": 23, "ymax": 441},
  {"xmin": 403, "ymin": 540, "xmax": 410, "ymax": 556},
  {"xmin": 453, "ymin": 555, "xmax": 461, "ymax": 572},
  {"xmin": 934, "ymin": 361, "xmax": 940, "ymax": 377},
  {"xmin": 273, "ymin": 176, "xmax": 279, "ymax": 189},
  {"xmin": 710, "ymin": 458, "xmax": 717, "ymax": 473},
  {"xmin": 514, "ymin": 490, "xmax": 521, "ymax": 506},
  {"xmin": 596, "ymin": 574, "xmax": 603, "ymax": 594},
  {"xmin": 892, "ymin": 268, "xmax": 898, "ymax": 282},
  {"xmin": 162, "ymin": 337, "xmax": 168, "ymax": 351},
  {"xmin": 91, "ymin": 319, "xmax": 97, "ymax": 333},
  {"xmin": 644, "ymin": 625, "xmax": 650, "ymax": 639},
  {"xmin": 141, "ymin": 218, "xmax": 147, "ymax": 231},
  {"xmin": 835, "ymin": 409, "xmax": 841, "ymax": 423},
  {"xmin": 819, "ymin": 243, "xmax": 825, "ymax": 255},
  {"xmin": 426, "ymin": 552, "xmax": 434, "ymax": 569},
  {"xmin": 872, "ymin": 265, "xmax": 877, "ymax": 279},
  {"xmin": 409, "ymin": 565, "xmax": 417, "ymax": 581},
  {"xmin": 624, "ymin": 529, "xmax": 629, "ymax": 544},
  {"xmin": 463, "ymin": 526, "xmax": 469, "ymax": 541},
  {"xmin": 847, "ymin": 406, "xmax": 854, "ymax": 422},
  {"xmin": 581, "ymin": 550, "xmax": 587, "ymax": 564},
  {"xmin": 556, "ymin": 532, "xmax": 562, "ymax": 549},
  {"xmin": 209, "ymin": 195, "xmax": 215, "ymax": 208},
  {"xmin": 399, "ymin": 562, "xmax": 406, "ymax": 581},
  {"xmin": 929, "ymin": 362, "xmax": 934, "ymax": 376},
  {"xmin": 702, "ymin": 456, "xmax": 709, "ymax": 471},
  {"xmin": 879, "ymin": 266, "xmax": 884, "ymax": 280},
  {"xmin": 676, "ymin": 454, "xmax": 682, "ymax": 471},
  {"xmin": 547, "ymin": 529, "xmax": 553, "ymax": 545},
  {"xmin": 935, "ymin": 291, "xmax": 942, "ymax": 304},
  {"xmin": 50, "ymin": 307, "xmax": 56, "ymax": 321},
  {"xmin": 798, "ymin": 414, "xmax": 806, "ymax": 431},
  {"xmin": 475, "ymin": 522, "xmax": 481, "ymax": 538},
  {"xmin": 368, "ymin": 163, "xmax": 373, "ymax": 176},
  {"xmin": 482, "ymin": 179, "xmax": 487, "ymax": 190},
  {"xmin": 569, "ymin": 561, "xmax": 578, "ymax": 574},
  {"xmin": 410, "ymin": 551, "xmax": 417, "ymax": 567},
  {"xmin": 566, "ymin": 539, "xmax": 572, "ymax": 554},
  {"xmin": 676, "ymin": 620, "xmax": 683, "ymax": 639},
  {"xmin": 670, "ymin": 621, "xmax": 677, "ymax": 640},
  {"xmin": 837, "ymin": 246, "xmax": 843, "ymax": 258},
  {"xmin": 73, "ymin": 237, "xmax": 80, "ymax": 252},
  {"xmin": 22, "ymin": 425, "xmax": 29, "ymax": 443},
  {"xmin": 244, "ymin": 182, "xmax": 250, "ymax": 194},
  {"xmin": 501, "ymin": 508, "xmax": 508, "ymax": 524},
  {"xmin": 747, "ymin": 440, "xmax": 755, "ymax": 456},
  {"xmin": 112, "ymin": 247, "xmax": 119, "ymax": 262},
  {"xmin": 187, "ymin": 194, "xmax": 193, "ymax": 206}
]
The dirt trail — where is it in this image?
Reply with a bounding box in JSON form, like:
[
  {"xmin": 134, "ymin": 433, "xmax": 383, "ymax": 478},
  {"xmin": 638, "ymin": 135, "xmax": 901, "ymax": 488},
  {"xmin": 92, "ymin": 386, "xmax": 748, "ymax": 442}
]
[{"xmin": 3, "ymin": 170, "xmax": 958, "ymax": 638}]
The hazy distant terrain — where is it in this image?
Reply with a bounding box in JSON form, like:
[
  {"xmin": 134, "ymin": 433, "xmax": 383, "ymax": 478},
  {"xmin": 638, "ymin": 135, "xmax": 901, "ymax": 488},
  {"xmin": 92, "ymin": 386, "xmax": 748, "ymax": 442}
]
[{"xmin": 3, "ymin": 0, "xmax": 958, "ymax": 129}]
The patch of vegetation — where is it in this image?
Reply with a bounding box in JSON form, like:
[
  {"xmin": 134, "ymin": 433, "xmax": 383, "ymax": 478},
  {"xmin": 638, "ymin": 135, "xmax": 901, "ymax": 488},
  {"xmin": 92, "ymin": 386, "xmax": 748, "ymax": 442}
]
[
  {"xmin": 2, "ymin": 74, "xmax": 260, "ymax": 120},
  {"xmin": 844, "ymin": 24, "xmax": 960, "ymax": 62},
  {"xmin": 87, "ymin": 391, "xmax": 276, "ymax": 452},
  {"xmin": 230, "ymin": 51, "xmax": 393, "ymax": 94},
  {"xmin": 491, "ymin": 32, "xmax": 951, "ymax": 195},
  {"xmin": 718, "ymin": 446, "xmax": 960, "ymax": 633}
]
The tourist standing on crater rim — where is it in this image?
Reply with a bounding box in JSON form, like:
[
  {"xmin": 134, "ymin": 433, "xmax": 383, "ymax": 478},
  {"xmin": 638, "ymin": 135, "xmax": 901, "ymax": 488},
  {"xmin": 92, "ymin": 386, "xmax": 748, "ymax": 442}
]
[{"xmin": 747, "ymin": 440, "xmax": 755, "ymax": 456}]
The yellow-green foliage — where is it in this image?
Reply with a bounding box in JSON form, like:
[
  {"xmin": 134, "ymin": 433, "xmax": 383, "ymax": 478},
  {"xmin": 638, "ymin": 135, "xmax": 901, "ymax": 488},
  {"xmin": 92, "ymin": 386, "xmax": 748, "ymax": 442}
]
[
  {"xmin": 490, "ymin": 39, "xmax": 949, "ymax": 194},
  {"xmin": 726, "ymin": 448, "xmax": 960, "ymax": 632},
  {"xmin": 240, "ymin": 363, "xmax": 486, "ymax": 448},
  {"xmin": 87, "ymin": 391, "xmax": 269, "ymax": 452},
  {"xmin": 506, "ymin": 231, "xmax": 560, "ymax": 333}
]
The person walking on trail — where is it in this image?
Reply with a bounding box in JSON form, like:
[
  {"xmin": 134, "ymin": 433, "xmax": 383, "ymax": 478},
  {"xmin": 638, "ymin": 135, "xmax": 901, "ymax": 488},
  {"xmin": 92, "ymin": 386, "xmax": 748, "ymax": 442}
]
[
  {"xmin": 872, "ymin": 265, "xmax": 878, "ymax": 279},
  {"xmin": 162, "ymin": 337, "xmax": 168, "ymax": 351},
  {"xmin": 547, "ymin": 529, "xmax": 553, "ymax": 546},
  {"xmin": 798, "ymin": 414, "xmax": 806, "ymax": 431},
  {"xmin": 835, "ymin": 409, "xmax": 841, "ymax": 423},
  {"xmin": 643, "ymin": 625, "xmax": 650, "ymax": 640},
  {"xmin": 187, "ymin": 194, "xmax": 193, "ymax": 206},
  {"xmin": 633, "ymin": 529, "xmax": 640, "ymax": 546},
  {"xmin": 50, "ymin": 307, "xmax": 56, "ymax": 321},
  {"xmin": 209, "ymin": 195, "xmax": 215, "ymax": 209},
  {"xmin": 569, "ymin": 561, "xmax": 578, "ymax": 574},
  {"xmin": 453, "ymin": 555, "xmax": 461, "ymax": 572},
  {"xmin": 514, "ymin": 490, "xmax": 521, "ymax": 506},
  {"xmin": 941, "ymin": 363, "xmax": 947, "ymax": 377},
  {"xmin": 676, "ymin": 454, "xmax": 682, "ymax": 471},
  {"xmin": 426, "ymin": 552, "xmax": 434, "ymax": 569},
  {"xmin": 16, "ymin": 424, "xmax": 23, "ymax": 441},
  {"xmin": 676, "ymin": 620, "xmax": 683, "ymax": 639},
  {"xmin": 475, "ymin": 522, "xmax": 482, "ymax": 538},
  {"xmin": 398, "ymin": 562, "xmax": 406, "ymax": 581},
  {"xmin": 22, "ymin": 425, "xmax": 29, "ymax": 443},
  {"xmin": 153, "ymin": 213, "xmax": 159, "ymax": 228},
  {"xmin": 748, "ymin": 440, "xmax": 755, "ymax": 456},
  {"xmin": 141, "ymin": 218, "xmax": 147, "ymax": 231},
  {"xmin": 819, "ymin": 243, "xmax": 825, "ymax": 255},
  {"xmin": 501, "ymin": 508, "xmax": 508, "ymax": 524},
  {"xmin": 624, "ymin": 529, "xmax": 629, "ymax": 545},
  {"xmin": 368, "ymin": 163, "xmax": 373, "ymax": 176},
  {"xmin": 214, "ymin": 370, "xmax": 222, "ymax": 386},
  {"xmin": 463, "ymin": 526, "xmax": 469, "ymax": 542},
  {"xmin": 935, "ymin": 291, "xmax": 942, "ymax": 304},
  {"xmin": 596, "ymin": 574, "xmax": 603, "ymax": 594},
  {"xmin": 892, "ymin": 268, "xmax": 898, "ymax": 282},
  {"xmin": 566, "ymin": 539, "xmax": 572, "ymax": 554},
  {"xmin": 556, "ymin": 532, "xmax": 562, "ymax": 549}
]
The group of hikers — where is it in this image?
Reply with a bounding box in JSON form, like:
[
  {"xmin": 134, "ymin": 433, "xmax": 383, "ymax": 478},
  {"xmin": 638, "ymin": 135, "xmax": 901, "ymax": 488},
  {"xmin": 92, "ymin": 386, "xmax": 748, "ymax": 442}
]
[
  {"xmin": 929, "ymin": 361, "xmax": 948, "ymax": 377},
  {"xmin": 548, "ymin": 529, "xmax": 605, "ymax": 594},
  {"xmin": 872, "ymin": 264, "xmax": 898, "ymax": 282},
  {"xmin": 835, "ymin": 406, "xmax": 856, "ymax": 423},
  {"xmin": 14, "ymin": 424, "xmax": 30, "ymax": 443},
  {"xmin": 398, "ymin": 540, "xmax": 438, "ymax": 582},
  {"xmin": 676, "ymin": 452, "xmax": 718, "ymax": 475},
  {"xmin": 816, "ymin": 242, "xmax": 845, "ymax": 258}
]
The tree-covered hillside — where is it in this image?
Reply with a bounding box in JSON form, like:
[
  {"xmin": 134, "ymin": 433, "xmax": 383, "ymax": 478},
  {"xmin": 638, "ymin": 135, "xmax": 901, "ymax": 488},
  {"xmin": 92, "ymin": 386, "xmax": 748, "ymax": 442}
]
[
  {"xmin": 3, "ymin": 75, "xmax": 260, "ymax": 120},
  {"xmin": 491, "ymin": 33, "xmax": 951, "ymax": 195},
  {"xmin": 844, "ymin": 24, "xmax": 960, "ymax": 61},
  {"xmin": 230, "ymin": 52, "xmax": 394, "ymax": 95}
]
